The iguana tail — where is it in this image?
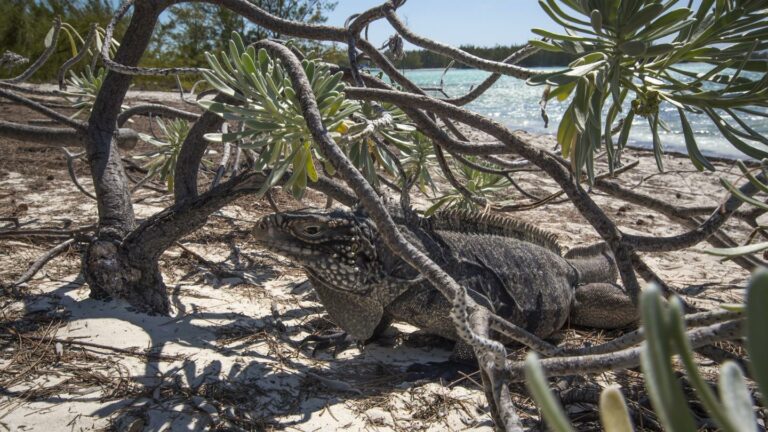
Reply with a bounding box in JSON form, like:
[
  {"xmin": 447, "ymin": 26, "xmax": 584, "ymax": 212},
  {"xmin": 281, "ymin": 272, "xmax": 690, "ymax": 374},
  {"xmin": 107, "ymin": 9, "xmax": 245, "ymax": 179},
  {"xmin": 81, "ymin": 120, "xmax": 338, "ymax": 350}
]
[{"xmin": 564, "ymin": 242, "xmax": 618, "ymax": 284}]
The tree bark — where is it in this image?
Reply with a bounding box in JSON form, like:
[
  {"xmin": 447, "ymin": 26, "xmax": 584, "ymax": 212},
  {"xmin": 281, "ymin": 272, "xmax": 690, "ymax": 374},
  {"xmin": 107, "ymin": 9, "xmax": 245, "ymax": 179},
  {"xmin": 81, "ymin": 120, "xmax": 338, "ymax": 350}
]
[
  {"xmin": 0, "ymin": 120, "xmax": 138, "ymax": 149},
  {"xmin": 83, "ymin": 0, "xmax": 168, "ymax": 310},
  {"xmin": 173, "ymin": 97, "xmax": 227, "ymax": 202}
]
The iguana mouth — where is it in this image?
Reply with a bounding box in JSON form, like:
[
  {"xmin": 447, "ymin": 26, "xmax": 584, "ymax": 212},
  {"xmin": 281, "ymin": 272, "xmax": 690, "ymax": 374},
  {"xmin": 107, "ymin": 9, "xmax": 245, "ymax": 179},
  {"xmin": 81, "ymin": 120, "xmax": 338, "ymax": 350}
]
[{"xmin": 252, "ymin": 216, "xmax": 322, "ymax": 261}]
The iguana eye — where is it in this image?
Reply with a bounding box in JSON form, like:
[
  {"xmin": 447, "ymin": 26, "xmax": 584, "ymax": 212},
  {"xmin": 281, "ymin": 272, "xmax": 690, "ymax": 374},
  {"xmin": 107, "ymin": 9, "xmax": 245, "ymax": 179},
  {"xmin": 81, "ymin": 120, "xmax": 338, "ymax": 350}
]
[{"xmin": 303, "ymin": 225, "xmax": 321, "ymax": 236}]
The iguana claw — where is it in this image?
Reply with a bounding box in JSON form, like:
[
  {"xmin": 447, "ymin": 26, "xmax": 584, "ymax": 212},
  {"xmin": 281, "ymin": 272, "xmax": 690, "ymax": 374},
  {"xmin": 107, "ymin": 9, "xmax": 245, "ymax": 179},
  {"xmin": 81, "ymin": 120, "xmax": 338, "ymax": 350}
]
[{"xmin": 300, "ymin": 331, "xmax": 357, "ymax": 357}]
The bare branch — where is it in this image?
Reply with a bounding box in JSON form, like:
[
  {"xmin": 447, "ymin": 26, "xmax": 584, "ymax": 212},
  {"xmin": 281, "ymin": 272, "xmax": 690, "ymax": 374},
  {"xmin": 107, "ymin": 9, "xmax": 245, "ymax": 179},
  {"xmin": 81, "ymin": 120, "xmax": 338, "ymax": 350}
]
[
  {"xmin": 2, "ymin": 17, "xmax": 62, "ymax": 84},
  {"xmin": 57, "ymin": 24, "xmax": 98, "ymax": 90},
  {"xmin": 443, "ymin": 44, "xmax": 541, "ymax": 106},
  {"xmin": 622, "ymin": 173, "xmax": 766, "ymax": 252},
  {"xmin": 63, "ymin": 148, "xmax": 97, "ymax": 200},
  {"xmin": 0, "ymin": 120, "xmax": 137, "ymax": 149},
  {"xmin": 0, "ymin": 88, "xmax": 86, "ymax": 131},
  {"xmin": 4, "ymin": 239, "xmax": 75, "ymax": 289},
  {"xmin": 382, "ymin": 4, "xmax": 537, "ymax": 79},
  {"xmin": 117, "ymin": 104, "xmax": 200, "ymax": 127},
  {"xmin": 505, "ymin": 319, "xmax": 743, "ymax": 382}
]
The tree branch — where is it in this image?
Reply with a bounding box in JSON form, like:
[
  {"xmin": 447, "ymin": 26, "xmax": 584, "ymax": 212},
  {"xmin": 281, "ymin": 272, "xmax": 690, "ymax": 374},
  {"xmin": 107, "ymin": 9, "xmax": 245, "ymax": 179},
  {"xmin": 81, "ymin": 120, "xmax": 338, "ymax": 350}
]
[
  {"xmin": 442, "ymin": 43, "xmax": 541, "ymax": 106},
  {"xmin": 117, "ymin": 103, "xmax": 200, "ymax": 127},
  {"xmin": 57, "ymin": 24, "xmax": 98, "ymax": 90},
  {"xmin": 0, "ymin": 88, "xmax": 86, "ymax": 131},
  {"xmin": 2, "ymin": 17, "xmax": 61, "ymax": 84},
  {"xmin": 0, "ymin": 120, "xmax": 137, "ymax": 149},
  {"xmin": 505, "ymin": 319, "xmax": 743, "ymax": 381},
  {"xmin": 382, "ymin": 3, "xmax": 537, "ymax": 79}
]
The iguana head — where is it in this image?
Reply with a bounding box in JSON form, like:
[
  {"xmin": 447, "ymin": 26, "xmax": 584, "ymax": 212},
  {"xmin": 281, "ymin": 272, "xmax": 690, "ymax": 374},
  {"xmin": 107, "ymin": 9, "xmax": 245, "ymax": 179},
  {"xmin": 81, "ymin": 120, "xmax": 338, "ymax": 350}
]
[
  {"xmin": 252, "ymin": 209, "xmax": 384, "ymax": 290},
  {"xmin": 253, "ymin": 209, "xmax": 395, "ymax": 340}
]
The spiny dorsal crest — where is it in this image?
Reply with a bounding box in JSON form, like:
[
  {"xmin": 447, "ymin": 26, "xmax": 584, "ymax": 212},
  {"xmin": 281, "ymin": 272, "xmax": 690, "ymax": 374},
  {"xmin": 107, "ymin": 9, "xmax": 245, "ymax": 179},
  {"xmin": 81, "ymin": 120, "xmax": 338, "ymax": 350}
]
[
  {"xmin": 427, "ymin": 208, "xmax": 564, "ymax": 255},
  {"xmin": 563, "ymin": 242, "xmax": 613, "ymax": 260}
]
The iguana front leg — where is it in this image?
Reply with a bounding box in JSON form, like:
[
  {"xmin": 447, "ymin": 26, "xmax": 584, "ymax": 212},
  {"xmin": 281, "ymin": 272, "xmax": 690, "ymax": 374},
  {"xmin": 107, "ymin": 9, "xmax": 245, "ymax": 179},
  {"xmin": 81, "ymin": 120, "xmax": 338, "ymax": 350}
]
[{"xmin": 301, "ymin": 316, "xmax": 393, "ymax": 357}]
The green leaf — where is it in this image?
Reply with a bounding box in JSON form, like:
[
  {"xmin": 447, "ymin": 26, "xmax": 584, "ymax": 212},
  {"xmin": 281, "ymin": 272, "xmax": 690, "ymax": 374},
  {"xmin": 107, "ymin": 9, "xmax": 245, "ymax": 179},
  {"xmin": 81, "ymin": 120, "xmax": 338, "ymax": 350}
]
[
  {"xmin": 548, "ymin": 82, "xmax": 577, "ymax": 101},
  {"xmin": 44, "ymin": 24, "xmax": 56, "ymax": 48},
  {"xmin": 258, "ymin": 48, "xmax": 270, "ymax": 72},
  {"xmin": 640, "ymin": 284, "xmax": 698, "ymax": 432},
  {"xmin": 620, "ymin": 2, "xmax": 664, "ymax": 35},
  {"xmin": 648, "ymin": 114, "xmax": 664, "ymax": 171},
  {"xmin": 424, "ymin": 196, "xmax": 455, "ymax": 217},
  {"xmin": 524, "ymin": 353, "xmax": 575, "ymax": 432},
  {"xmin": 231, "ymin": 31, "xmax": 245, "ymax": 55},
  {"xmin": 746, "ymin": 269, "xmax": 768, "ymax": 408},
  {"xmin": 590, "ymin": 9, "xmax": 603, "ymax": 33},
  {"xmin": 558, "ymin": 106, "xmax": 577, "ymax": 157},
  {"xmin": 532, "ymin": 28, "xmax": 597, "ymax": 42},
  {"xmin": 678, "ymin": 108, "xmax": 714, "ymax": 172},
  {"xmin": 642, "ymin": 43, "xmax": 675, "ymax": 57},
  {"xmin": 527, "ymin": 69, "xmax": 579, "ymax": 86},
  {"xmin": 572, "ymin": 78, "xmax": 591, "ymax": 132},
  {"xmin": 529, "ymin": 39, "xmax": 564, "ymax": 52},
  {"xmin": 564, "ymin": 59, "xmax": 606, "ymax": 77},
  {"xmin": 619, "ymin": 40, "xmax": 647, "ymax": 56},
  {"xmin": 306, "ymin": 150, "xmax": 319, "ymax": 182},
  {"xmin": 737, "ymin": 161, "xmax": 768, "ymax": 194},
  {"xmin": 719, "ymin": 178, "xmax": 768, "ymax": 211},
  {"xmin": 667, "ymin": 298, "xmax": 741, "ymax": 432},
  {"xmin": 599, "ymin": 386, "xmax": 634, "ymax": 432},
  {"xmin": 718, "ymin": 362, "xmax": 757, "ymax": 432}
]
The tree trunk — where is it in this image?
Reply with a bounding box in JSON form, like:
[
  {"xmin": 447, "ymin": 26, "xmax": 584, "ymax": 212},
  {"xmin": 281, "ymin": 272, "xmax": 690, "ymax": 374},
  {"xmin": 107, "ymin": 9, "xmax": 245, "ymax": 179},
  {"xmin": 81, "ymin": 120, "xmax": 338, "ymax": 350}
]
[
  {"xmin": 78, "ymin": 0, "xmax": 360, "ymax": 315},
  {"xmin": 83, "ymin": 0, "xmax": 168, "ymax": 310}
]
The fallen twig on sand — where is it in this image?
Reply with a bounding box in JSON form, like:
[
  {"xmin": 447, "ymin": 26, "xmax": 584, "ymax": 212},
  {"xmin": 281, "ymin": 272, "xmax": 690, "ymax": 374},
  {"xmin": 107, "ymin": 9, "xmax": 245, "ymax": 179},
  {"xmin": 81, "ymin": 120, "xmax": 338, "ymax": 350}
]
[
  {"xmin": 0, "ymin": 333, "xmax": 182, "ymax": 361},
  {"xmin": 4, "ymin": 238, "xmax": 75, "ymax": 290}
]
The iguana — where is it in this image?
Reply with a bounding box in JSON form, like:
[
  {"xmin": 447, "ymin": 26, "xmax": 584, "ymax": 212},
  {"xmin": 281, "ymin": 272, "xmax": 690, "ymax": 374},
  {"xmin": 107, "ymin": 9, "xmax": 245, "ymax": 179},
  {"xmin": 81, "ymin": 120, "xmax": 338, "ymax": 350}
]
[{"xmin": 252, "ymin": 208, "xmax": 638, "ymax": 358}]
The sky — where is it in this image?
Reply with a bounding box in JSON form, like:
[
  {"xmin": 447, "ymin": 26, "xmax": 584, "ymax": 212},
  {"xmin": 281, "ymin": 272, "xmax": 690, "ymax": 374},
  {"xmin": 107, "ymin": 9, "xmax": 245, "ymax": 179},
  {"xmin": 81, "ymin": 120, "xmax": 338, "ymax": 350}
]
[{"xmin": 325, "ymin": 1, "xmax": 561, "ymax": 49}]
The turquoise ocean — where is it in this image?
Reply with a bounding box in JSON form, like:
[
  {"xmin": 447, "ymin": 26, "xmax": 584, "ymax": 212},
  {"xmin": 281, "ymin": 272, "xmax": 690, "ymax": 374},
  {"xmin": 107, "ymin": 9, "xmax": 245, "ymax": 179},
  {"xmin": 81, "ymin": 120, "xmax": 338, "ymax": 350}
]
[{"xmin": 395, "ymin": 64, "xmax": 767, "ymax": 160}]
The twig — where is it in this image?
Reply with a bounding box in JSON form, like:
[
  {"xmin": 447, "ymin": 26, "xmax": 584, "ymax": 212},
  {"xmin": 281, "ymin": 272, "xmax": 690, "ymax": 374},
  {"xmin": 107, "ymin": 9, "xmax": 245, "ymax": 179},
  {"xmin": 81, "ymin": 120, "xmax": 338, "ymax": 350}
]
[
  {"xmin": 382, "ymin": 6, "xmax": 536, "ymax": 79},
  {"xmin": 175, "ymin": 242, "xmax": 241, "ymax": 279},
  {"xmin": 4, "ymin": 239, "xmax": 75, "ymax": 289},
  {"xmin": 117, "ymin": 104, "xmax": 200, "ymax": 127},
  {"xmin": 0, "ymin": 333, "xmax": 179, "ymax": 361},
  {"xmin": 266, "ymin": 189, "xmax": 281, "ymax": 213},
  {"xmin": 57, "ymin": 24, "xmax": 97, "ymax": 90},
  {"xmin": 62, "ymin": 148, "xmax": 97, "ymax": 200},
  {"xmin": 2, "ymin": 17, "xmax": 61, "ymax": 84},
  {"xmin": 211, "ymin": 129, "xmax": 231, "ymax": 189},
  {"xmin": 504, "ymin": 319, "xmax": 744, "ymax": 381},
  {"xmin": 0, "ymin": 217, "xmax": 20, "ymax": 229},
  {"xmin": 0, "ymin": 226, "xmax": 94, "ymax": 240},
  {"xmin": 0, "ymin": 88, "xmax": 86, "ymax": 131}
]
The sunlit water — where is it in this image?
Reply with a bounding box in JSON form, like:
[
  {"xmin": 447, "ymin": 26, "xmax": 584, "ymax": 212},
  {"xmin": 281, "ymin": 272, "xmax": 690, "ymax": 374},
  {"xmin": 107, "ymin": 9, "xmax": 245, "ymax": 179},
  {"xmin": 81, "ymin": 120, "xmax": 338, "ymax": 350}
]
[{"xmin": 389, "ymin": 64, "xmax": 767, "ymax": 160}]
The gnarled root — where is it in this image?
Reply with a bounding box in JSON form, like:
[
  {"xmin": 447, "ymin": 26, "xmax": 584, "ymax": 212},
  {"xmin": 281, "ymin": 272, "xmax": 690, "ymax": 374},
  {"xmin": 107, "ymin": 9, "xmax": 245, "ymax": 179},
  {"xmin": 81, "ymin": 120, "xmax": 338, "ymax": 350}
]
[{"xmin": 83, "ymin": 239, "xmax": 170, "ymax": 314}]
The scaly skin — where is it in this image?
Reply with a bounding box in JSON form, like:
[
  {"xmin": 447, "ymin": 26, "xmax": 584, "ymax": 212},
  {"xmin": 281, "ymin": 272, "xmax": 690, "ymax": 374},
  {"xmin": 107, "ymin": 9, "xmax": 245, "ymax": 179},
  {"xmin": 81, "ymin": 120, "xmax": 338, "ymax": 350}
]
[{"xmin": 252, "ymin": 208, "xmax": 638, "ymax": 355}]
